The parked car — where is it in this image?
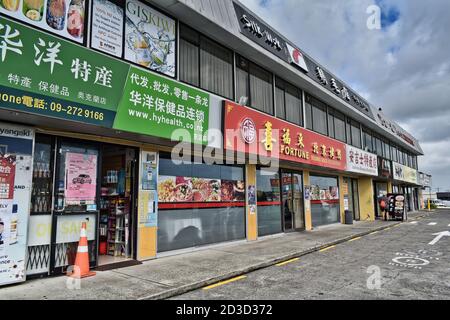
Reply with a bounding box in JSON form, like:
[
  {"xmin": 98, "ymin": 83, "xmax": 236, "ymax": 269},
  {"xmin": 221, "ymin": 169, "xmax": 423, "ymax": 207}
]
[{"xmin": 72, "ymin": 174, "xmax": 92, "ymax": 185}]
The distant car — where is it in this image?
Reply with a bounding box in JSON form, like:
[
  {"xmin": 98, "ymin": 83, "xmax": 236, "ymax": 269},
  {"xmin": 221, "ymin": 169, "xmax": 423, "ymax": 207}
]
[{"xmin": 72, "ymin": 174, "xmax": 92, "ymax": 185}]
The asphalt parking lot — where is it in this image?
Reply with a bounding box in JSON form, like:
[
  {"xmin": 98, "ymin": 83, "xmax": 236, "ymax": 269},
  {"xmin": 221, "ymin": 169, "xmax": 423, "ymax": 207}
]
[{"xmin": 173, "ymin": 210, "xmax": 450, "ymax": 300}]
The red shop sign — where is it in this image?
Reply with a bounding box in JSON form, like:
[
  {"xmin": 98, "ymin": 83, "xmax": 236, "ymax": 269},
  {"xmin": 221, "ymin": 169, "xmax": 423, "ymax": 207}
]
[{"xmin": 224, "ymin": 101, "xmax": 346, "ymax": 171}]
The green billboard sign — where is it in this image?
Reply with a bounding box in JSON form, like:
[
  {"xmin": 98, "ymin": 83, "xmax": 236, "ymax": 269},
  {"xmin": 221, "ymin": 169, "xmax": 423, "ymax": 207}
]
[
  {"xmin": 114, "ymin": 66, "xmax": 210, "ymax": 145},
  {"xmin": 0, "ymin": 16, "xmax": 210, "ymax": 144},
  {"xmin": 0, "ymin": 15, "xmax": 129, "ymax": 127}
]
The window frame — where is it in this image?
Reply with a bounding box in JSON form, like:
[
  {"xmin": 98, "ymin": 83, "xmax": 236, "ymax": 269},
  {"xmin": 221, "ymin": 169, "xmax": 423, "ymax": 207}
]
[
  {"xmin": 236, "ymin": 54, "xmax": 275, "ymax": 115},
  {"xmin": 275, "ymin": 77, "xmax": 303, "ymax": 126},
  {"xmin": 179, "ymin": 23, "xmax": 235, "ymax": 100}
]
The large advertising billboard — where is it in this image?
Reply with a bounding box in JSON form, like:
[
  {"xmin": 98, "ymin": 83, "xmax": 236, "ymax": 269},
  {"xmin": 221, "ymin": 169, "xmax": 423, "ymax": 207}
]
[
  {"xmin": 0, "ymin": 0, "xmax": 86, "ymax": 43},
  {"xmin": 0, "ymin": 122, "xmax": 34, "ymax": 286},
  {"xmin": 0, "ymin": 16, "xmax": 209, "ymax": 145},
  {"xmin": 124, "ymin": 0, "xmax": 176, "ymax": 78}
]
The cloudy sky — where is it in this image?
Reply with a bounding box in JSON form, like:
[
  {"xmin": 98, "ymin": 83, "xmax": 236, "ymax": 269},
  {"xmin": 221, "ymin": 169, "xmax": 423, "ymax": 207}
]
[{"xmin": 241, "ymin": 0, "xmax": 450, "ymax": 191}]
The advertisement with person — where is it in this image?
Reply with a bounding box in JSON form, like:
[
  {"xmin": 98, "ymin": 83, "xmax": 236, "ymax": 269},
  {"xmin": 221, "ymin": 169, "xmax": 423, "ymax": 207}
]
[
  {"xmin": 91, "ymin": 0, "xmax": 124, "ymax": 57},
  {"xmin": 0, "ymin": 154, "xmax": 16, "ymax": 201},
  {"xmin": 124, "ymin": 0, "xmax": 176, "ymax": 77},
  {"xmin": 0, "ymin": 122, "xmax": 34, "ymax": 286},
  {"xmin": 65, "ymin": 152, "xmax": 98, "ymax": 205},
  {"xmin": 0, "ymin": 0, "xmax": 86, "ymax": 43}
]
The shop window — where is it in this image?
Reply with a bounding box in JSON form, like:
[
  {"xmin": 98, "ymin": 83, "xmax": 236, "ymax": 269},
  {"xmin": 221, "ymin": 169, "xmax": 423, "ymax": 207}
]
[
  {"xmin": 374, "ymin": 136, "xmax": 383, "ymax": 157},
  {"xmin": 383, "ymin": 141, "xmax": 391, "ymax": 160},
  {"xmin": 305, "ymin": 95, "xmax": 327, "ymax": 135},
  {"xmin": 236, "ymin": 55, "xmax": 274, "ymax": 115},
  {"xmin": 31, "ymin": 136, "xmax": 54, "ymax": 215},
  {"xmin": 275, "ymin": 78, "xmax": 303, "ymax": 126},
  {"xmin": 157, "ymin": 155, "xmax": 246, "ymax": 252},
  {"xmin": 346, "ymin": 119, "xmax": 352, "ymax": 145},
  {"xmin": 363, "ymin": 129, "xmax": 373, "ymax": 153},
  {"xmin": 180, "ymin": 24, "xmax": 234, "ymax": 99},
  {"xmin": 391, "ymin": 145, "xmax": 398, "ymax": 162},
  {"xmin": 305, "ymin": 100, "xmax": 313, "ymax": 130},
  {"xmin": 350, "ymin": 120, "xmax": 362, "ymax": 149},
  {"xmin": 309, "ymin": 175, "xmax": 340, "ymax": 227},
  {"xmin": 257, "ymin": 168, "xmax": 282, "ymax": 236},
  {"xmin": 328, "ymin": 108, "xmax": 346, "ymax": 142}
]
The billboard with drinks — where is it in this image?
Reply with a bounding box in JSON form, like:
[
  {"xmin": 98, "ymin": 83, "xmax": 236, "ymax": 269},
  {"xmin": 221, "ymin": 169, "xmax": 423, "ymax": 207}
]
[
  {"xmin": 124, "ymin": 0, "xmax": 176, "ymax": 78},
  {"xmin": 0, "ymin": 0, "xmax": 86, "ymax": 43}
]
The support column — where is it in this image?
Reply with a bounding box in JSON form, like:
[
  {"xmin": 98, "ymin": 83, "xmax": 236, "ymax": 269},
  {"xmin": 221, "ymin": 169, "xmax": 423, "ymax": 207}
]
[
  {"xmin": 303, "ymin": 171, "xmax": 313, "ymax": 231},
  {"xmin": 246, "ymin": 164, "xmax": 258, "ymax": 241},
  {"xmin": 339, "ymin": 176, "xmax": 346, "ymax": 224},
  {"xmin": 387, "ymin": 181, "xmax": 393, "ymax": 194},
  {"xmin": 358, "ymin": 177, "xmax": 375, "ymax": 221},
  {"xmin": 137, "ymin": 149, "xmax": 158, "ymax": 260}
]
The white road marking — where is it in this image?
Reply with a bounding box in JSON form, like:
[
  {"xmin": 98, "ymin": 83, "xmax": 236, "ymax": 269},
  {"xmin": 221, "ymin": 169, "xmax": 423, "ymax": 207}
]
[
  {"xmin": 428, "ymin": 222, "xmax": 437, "ymax": 226},
  {"xmin": 448, "ymin": 224, "xmax": 450, "ymax": 227},
  {"xmin": 410, "ymin": 221, "xmax": 418, "ymax": 224},
  {"xmin": 429, "ymin": 231, "xmax": 450, "ymax": 245}
]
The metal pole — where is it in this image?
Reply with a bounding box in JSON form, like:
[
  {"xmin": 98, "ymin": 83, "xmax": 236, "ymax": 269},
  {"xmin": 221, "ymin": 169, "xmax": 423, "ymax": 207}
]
[{"xmin": 428, "ymin": 187, "xmax": 431, "ymax": 211}]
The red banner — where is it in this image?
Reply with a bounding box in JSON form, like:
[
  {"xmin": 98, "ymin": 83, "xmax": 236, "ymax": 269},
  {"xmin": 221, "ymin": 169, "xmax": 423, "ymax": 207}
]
[{"xmin": 224, "ymin": 101, "xmax": 346, "ymax": 171}]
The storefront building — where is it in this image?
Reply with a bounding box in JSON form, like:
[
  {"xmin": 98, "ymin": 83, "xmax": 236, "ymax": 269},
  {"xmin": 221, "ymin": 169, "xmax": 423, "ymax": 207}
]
[{"xmin": 0, "ymin": 0, "xmax": 424, "ymax": 286}]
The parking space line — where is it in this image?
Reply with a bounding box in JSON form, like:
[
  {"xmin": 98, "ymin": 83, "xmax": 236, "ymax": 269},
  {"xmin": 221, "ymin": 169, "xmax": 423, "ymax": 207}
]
[
  {"xmin": 276, "ymin": 258, "xmax": 299, "ymax": 267},
  {"xmin": 203, "ymin": 276, "xmax": 247, "ymax": 290},
  {"xmin": 319, "ymin": 245, "xmax": 336, "ymax": 252},
  {"xmin": 348, "ymin": 237, "xmax": 361, "ymax": 242}
]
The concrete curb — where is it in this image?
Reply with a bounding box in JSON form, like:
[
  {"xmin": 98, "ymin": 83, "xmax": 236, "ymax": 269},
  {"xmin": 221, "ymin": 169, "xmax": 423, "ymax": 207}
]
[{"xmin": 139, "ymin": 211, "xmax": 431, "ymax": 300}]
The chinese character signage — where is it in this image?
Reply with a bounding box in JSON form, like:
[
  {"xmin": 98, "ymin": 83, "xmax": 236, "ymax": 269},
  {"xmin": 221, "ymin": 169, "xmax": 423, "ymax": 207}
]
[
  {"xmin": 91, "ymin": 0, "xmax": 124, "ymax": 57},
  {"xmin": 114, "ymin": 66, "xmax": 210, "ymax": 145},
  {"xmin": 0, "ymin": 15, "xmax": 129, "ymax": 127},
  {"xmin": 124, "ymin": 0, "xmax": 176, "ymax": 78},
  {"xmin": 0, "ymin": 122, "xmax": 34, "ymax": 287},
  {"xmin": 305, "ymin": 61, "xmax": 375, "ymax": 120},
  {"xmin": 393, "ymin": 162, "xmax": 418, "ymax": 185},
  {"xmin": 224, "ymin": 101, "xmax": 347, "ymax": 171},
  {"xmin": 346, "ymin": 145, "xmax": 378, "ymax": 176},
  {"xmin": 0, "ymin": 16, "xmax": 211, "ymax": 145},
  {"xmin": 0, "ymin": 0, "xmax": 86, "ymax": 44}
]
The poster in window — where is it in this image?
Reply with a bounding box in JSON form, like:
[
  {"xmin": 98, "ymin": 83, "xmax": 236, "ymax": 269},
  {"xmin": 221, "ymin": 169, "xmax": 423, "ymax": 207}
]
[
  {"xmin": 158, "ymin": 176, "xmax": 229, "ymax": 203},
  {"xmin": 65, "ymin": 152, "xmax": 97, "ymax": 205},
  {"xmin": 0, "ymin": 154, "xmax": 15, "ymax": 200},
  {"xmin": 0, "ymin": 0, "xmax": 86, "ymax": 43},
  {"xmin": 124, "ymin": 0, "xmax": 176, "ymax": 77},
  {"xmin": 91, "ymin": 0, "xmax": 124, "ymax": 57}
]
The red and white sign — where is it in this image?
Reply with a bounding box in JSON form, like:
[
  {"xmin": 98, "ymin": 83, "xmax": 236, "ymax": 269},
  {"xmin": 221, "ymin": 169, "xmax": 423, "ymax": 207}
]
[
  {"xmin": 346, "ymin": 145, "xmax": 378, "ymax": 176},
  {"xmin": 224, "ymin": 101, "xmax": 346, "ymax": 171},
  {"xmin": 0, "ymin": 155, "xmax": 15, "ymax": 200},
  {"xmin": 286, "ymin": 43, "xmax": 309, "ymax": 72}
]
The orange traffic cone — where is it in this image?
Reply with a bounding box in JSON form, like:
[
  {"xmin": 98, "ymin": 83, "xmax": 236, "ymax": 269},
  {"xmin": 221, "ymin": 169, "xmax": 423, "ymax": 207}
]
[{"xmin": 67, "ymin": 221, "xmax": 96, "ymax": 279}]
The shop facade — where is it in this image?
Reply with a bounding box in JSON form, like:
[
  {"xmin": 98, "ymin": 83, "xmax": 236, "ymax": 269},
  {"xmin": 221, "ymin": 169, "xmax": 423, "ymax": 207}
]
[{"xmin": 0, "ymin": 0, "xmax": 425, "ymax": 286}]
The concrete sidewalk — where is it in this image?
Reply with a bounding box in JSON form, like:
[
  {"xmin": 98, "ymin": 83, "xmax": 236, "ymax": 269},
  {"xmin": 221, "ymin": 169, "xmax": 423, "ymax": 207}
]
[{"xmin": 0, "ymin": 211, "xmax": 432, "ymax": 300}]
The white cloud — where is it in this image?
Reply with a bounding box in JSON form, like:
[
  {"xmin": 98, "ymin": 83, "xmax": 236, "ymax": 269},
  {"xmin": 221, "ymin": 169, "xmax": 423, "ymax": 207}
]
[{"xmin": 241, "ymin": 0, "xmax": 450, "ymax": 190}]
